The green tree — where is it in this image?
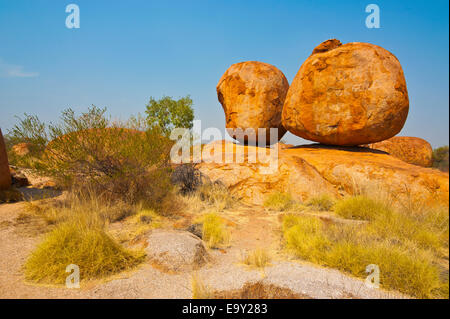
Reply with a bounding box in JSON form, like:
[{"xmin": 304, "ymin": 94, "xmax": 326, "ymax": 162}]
[
  {"xmin": 432, "ymin": 146, "xmax": 449, "ymax": 172},
  {"xmin": 145, "ymin": 96, "xmax": 194, "ymax": 135}
]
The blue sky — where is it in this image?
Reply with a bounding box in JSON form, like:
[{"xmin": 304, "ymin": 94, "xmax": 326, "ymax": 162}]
[{"xmin": 0, "ymin": 0, "xmax": 448, "ymax": 147}]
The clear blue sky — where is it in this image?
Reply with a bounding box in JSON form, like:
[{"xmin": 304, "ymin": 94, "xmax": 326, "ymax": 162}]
[{"xmin": 0, "ymin": 0, "xmax": 448, "ymax": 147}]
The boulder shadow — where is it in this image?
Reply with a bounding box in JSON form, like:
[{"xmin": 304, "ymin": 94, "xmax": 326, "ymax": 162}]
[
  {"xmin": 290, "ymin": 143, "xmax": 389, "ymax": 155},
  {"xmin": 19, "ymin": 187, "xmax": 63, "ymax": 201}
]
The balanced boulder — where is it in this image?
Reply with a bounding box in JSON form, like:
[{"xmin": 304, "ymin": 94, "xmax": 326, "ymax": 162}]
[
  {"xmin": 282, "ymin": 40, "xmax": 409, "ymax": 146},
  {"xmin": 0, "ymin": 129, "xmax": 12, "ymax": 190},
  {"xmin": 366, "ymin": 136, "xmax": 433, "ymax": 167},
  {"xmin": 217, "ymin": 61, "xmax": 289, "ymax": 144}
]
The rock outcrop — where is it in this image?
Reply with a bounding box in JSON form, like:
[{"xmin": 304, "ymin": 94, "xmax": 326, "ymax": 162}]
[
  {"xmin": 145, "ymin": 229, "xmax": 209, "ymax": 272},
  {"xmin": 217, "ymin": 61, "xmax": 289, "ymax": 144},
  {"xmin": 366, "ymin": 136, "xmax": 433, "ymax": 167},
  {"xmin": 0, "ymin": 129, "xmax": 12, "ymax": 190},
  {"xmin": 197, "ymin": 141, "xmax": 449, "ymax": 206},
  {"xmin": 282, "ymin": 40, "xmax": 409, "ymax": 146}
]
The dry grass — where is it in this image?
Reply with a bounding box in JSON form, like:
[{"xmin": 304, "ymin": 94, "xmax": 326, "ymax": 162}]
[
  {"xmin": 333, "ymin": 195, "xmax": 391, "ymax": 220},
  {"xmin": 241, "ymin": 248, "xmax": 271, "ymax": 269},
  {"xmin": 196, "ymin": 182, "xmax": 235, "ymax": 211},
  {"xmin": 24, "ymin": 214, "xmax": 144, "ymax": 284},
  {"xmin": 306, "ymin": 194, "xmax": 335, "ymax": 211},
  {"xmin": 191, "ymin": 273, "xmax": 214, "ymax": 299},
  {"xmin": 282, "ymin": 192, "xmax": 449, "ymax": 298},
  {"xmin": 264, "ymin": 192, "xmax": 294, "ymax": 211},
  {"xmin": 191, "ymin": 276, "xmax": 308, "ymax": 299},
  {"xmin": 201, "ymin": 212, "xmax": 231, "ymax": 249},
  {"xmin": 22, "ymin": 190, "xmax": 148, "ymax": 285}
]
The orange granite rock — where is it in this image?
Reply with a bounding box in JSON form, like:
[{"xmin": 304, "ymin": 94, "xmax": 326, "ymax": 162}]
[
  {"xmin": 217, "ymin": 61, "xmax": 289, "ymax": 144},
  {"xmin": 0, "ymin": 129, "xmax": 12, "ymax": 190},
  {"xmin": 197, "ymin": 141, "xmax": 448, "ymax": 207},
  {"xmin": 282, "ymin": 40, "xmax": 409, "ymax": 146},
  {"xmin": 367, "ymin": 136, "xmax": 433, "ymax": 167}
]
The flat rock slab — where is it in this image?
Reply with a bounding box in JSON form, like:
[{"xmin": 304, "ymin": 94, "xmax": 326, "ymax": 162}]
[{"xmin": 145, "ymin": 229, "xmax": 209, "ymax": 272}]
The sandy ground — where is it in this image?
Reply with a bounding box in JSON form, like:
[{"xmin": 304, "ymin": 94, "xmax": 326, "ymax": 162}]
[{"xmin": 0, "ymin": 194, "xmax": 407, "ymax": 299}]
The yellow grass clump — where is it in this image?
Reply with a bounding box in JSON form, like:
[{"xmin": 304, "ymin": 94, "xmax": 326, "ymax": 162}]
[
  {"xmin": 25, "ymin": 217, "xmax": 145, "ymax": 284},
  {"xmin": 264, "ymin": 192, "xmax": 293, "ymax": 211},
  {"xmin": 282, "ymin": 200, "xmax": 449, "ymax": 299},
  {"xmin": 201, "ymin": 212, "xmax": 231, "ymax": 248},
  {"xmin": 241, "ymin": 248, "xmax": 271, "ymax": 269},
  {"xmin": 306, "ymin": 194, "xmax": 335, "ymax": 211}
]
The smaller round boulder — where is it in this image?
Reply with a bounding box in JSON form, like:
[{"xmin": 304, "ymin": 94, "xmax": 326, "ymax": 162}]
[
  {"xmin": 366, "ymin": 136, "xmax": 433, "ymax": 167},
  {"xmin": 217, "ymin": 61, "xmax": 289, "ymax": 145}
]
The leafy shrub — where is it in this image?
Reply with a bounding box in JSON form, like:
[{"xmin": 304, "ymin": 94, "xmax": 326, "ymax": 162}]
[
  {"xmin": 432, "ymin": 146, "xmax": 449, "ymax": 172},
  {"xmin": 145, "ymin": 95, "xmax": 194, "ymax": 136}
]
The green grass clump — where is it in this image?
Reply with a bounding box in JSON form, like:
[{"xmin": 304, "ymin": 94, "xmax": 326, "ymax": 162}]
[
  {"xmin": 306, "ymin": 194, "xmax": 335, "ymax": 211},
  {"xmin": 201, "ymin": 213, "xmax": 231, "ymax": 248},
  {"xmin": 282, "ymin": 211, "xmax": 448, "ymax": 299},
  {"xmin": 25, "ymin": 219, "xmax": 144, "ymax": 284},
  {"xmin": 333, "ymin": 195, "xmax": 391, "ymax": 220},
  {"xmin": 264, "ymin": 192, "xmax": 294, "ymax": 211}
]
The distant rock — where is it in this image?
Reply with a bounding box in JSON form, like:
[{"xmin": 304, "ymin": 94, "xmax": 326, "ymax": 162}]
[
  {"xmin": 366, "ymin": 136, "xmax": 433, "ymax": 167},
  {"xmin": 311, "ymin": 39, "xmax": 342, "ymax": 55},
  {"xmin": 217, "ymin": 61, "xmax": 289, "ymax": 144},
  {"xmin": 282, "ymin": 40, "xmax": 409, "ymax": 146},
  {"xmin": 146, "ymin": 229, "xmax": 209, "ymax": 272},
  {"xmin": 197, "ymin": 141, "xmax": 448, "ymax": 206},
  {"xmin": 0, "ymin": 129, "xmax": 12, "ymax": 190}
]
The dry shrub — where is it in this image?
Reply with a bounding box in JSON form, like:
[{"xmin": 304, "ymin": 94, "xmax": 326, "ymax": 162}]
[{"xmin": 197, "ymin": 182, "xmax": 235, "ymax": 211}]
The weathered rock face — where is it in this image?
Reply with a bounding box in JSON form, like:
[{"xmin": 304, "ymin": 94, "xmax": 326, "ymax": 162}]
[
  {"xmin": 366, "ymin": 136, "xmax": 433, "ymax": 167},
  {"xmin": 0, "ymin": 129, "xmax": 12, "ymax": 190},
  {"xmin": 282, "ymin": 40, "xmax": 409, "ymax": 146},
  {"xmin": 217, "ymin": 61, "xmax": 289, "ymax": 144},
  {"xmin": 145, "ymin": 229, "xmax": 209, "ymax": 272},
  {"xmin": 197, "ymin": 141, "xmax": 449, "ymax": 207}
]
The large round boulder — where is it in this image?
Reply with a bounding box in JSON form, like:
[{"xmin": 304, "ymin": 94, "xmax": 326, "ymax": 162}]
[
  {"xmin": 282, "ymin": 40, "xmax": 409, "ymax": 146},
  {"xmin": 0, "ymin": 129, "xmax": 12, "ymax": 190},
  {"xmin": 217, "ymin": 61, "xmax": 289, "ymax": 144},
  {"xmin": 366, "ymin": 136, "xmax": 433, "ymax": 167}
]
